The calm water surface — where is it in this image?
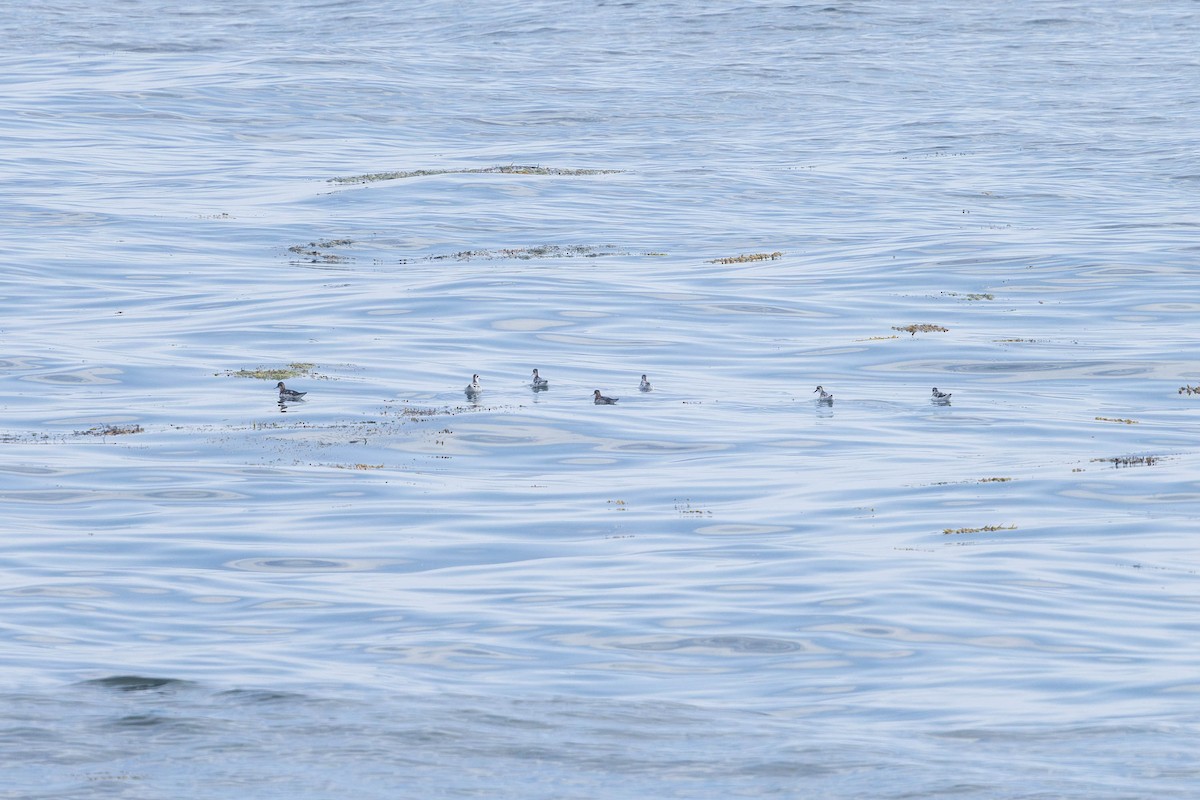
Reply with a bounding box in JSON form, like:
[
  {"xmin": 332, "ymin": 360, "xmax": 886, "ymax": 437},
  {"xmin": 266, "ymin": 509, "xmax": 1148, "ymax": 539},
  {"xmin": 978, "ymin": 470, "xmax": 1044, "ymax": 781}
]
[{"xmin": 3, "ymin": 1, "xmax": 1200, "ymax": 797}]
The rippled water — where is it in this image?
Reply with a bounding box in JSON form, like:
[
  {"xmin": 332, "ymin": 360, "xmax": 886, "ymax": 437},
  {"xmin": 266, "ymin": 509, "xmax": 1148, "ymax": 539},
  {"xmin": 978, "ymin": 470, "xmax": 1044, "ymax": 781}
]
[{"xmin": 4, "ymin": 1, "xmax": 1200, "ymax": 797}]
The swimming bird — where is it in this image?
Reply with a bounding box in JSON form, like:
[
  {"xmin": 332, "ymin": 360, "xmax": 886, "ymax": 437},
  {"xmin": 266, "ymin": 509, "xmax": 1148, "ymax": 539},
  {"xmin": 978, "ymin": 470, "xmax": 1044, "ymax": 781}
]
[
  {"xmin": 639, "ymin": 374, "xmax": 652, "ymax": 392},
  {"xmin": 465, "ymin": 374, "xmax": 482, "ymax": 397},
  {"xmin": 931, "ymin": 387, "xmax": 952, "ymax": 402},
  {"xmin": 593, "ymin": 390, "xmax": 618, "ymax": 405},
  {"xmin": 813, "ymin": 385, "xmax": 834, "ymax": 404},
  {"xmin": 530, "ymin": 369, "xmax": 549, "ymax": 389},
  {"xmin": 276, "ymin": 381, "xmax": 306, "ymax": 401}
]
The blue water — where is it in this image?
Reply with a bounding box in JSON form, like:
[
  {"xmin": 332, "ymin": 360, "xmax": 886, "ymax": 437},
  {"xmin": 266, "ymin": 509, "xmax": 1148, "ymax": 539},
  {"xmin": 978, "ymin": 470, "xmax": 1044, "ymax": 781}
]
[{"xmin": 3, "ymin": 1, "xmax": 1200, "ymax": 797}]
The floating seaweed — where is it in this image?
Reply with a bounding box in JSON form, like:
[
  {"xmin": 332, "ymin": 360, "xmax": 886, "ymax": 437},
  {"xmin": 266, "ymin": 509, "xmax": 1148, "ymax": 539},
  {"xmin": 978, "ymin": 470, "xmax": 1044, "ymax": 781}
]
[
  {"xmin": 224, "ymin": 363, "xmax": 317, "ymax": 380},
  {"xmin": 893, "ymin": 323, "xmax": 949, "ymax": 335},
  {"xmin": 286, "ymin": 240, "xmax": 661, "ymax": 265},
  {"xmin": 1095, "ymin": 416, "xmax": 1138, "ymax": 425},
  {"xmin": 427, "ymin": 244, "xmax": 628, "ymax": 261},
  {"xmin": 943, "ymin": 292, "xmax": 994, "ymax": 301},
  {"xmin": 398, "ymin": 406, "xmax": 443, "ymax": 419},
  {"xmin": 76, "ymin": 424, "xmax": 144, "ymax": 436},
  {"xmin": 942, "ymin": 524, "xmax": 1017, "ymax": 535},
  {"xmin": 707, "ymin": 251, "xmax": 783, "ymax": 265},
  {"xmin": 329, "ymin": 165, "xmax": 622, "ymax": 185},
  {"xmin": 1178, "ymin": 385, "xmax": 1200, "ymax": 395},
  {"xmin": 287, "ymin": 239, "xmax": 354, "ymax": 263}
]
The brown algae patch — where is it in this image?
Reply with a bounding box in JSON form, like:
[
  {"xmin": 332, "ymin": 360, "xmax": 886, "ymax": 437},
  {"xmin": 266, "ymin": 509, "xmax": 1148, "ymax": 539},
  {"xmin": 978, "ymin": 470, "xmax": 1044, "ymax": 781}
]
[
  {"xmin": 707, "ymin": 251, "xmax": 783, "ymax": 265},
  {"xmin": 1095, "ymin": 416, "xmax": 1138, "ymax": 425},
  {"xmin": 382, "ymin": 403, "xmax": 471, "ymax": 420},
  {"xmin": 288, "ymin": 239, "xmax": 354, "ymax": 264},
  {"xmin": 426, "ymin": 244, "xmax": 630, "ymax": 262},
  {"xmin": 224, "ymin": 363, "xmax": 317, "ymax": 381},
  {"xmin": 926, "ymin": 477, "xmax": 1013, "ymax": 487},
  {"xmin": 75, "ymin": 424, "xmax": 144, "ymax": 436},
  {"xmin": 1178, "ymin": 385, "xmax": 1200, "ymax": 396},
  {"xmin": 893, "ymin": 324, "xmax": 949, "ymax": 335},
  {"xmin": 0, "ymin": 431, "xmax": 57, "ymax": 443},
  {"xmin": 329, "ymin": 165, "xmax": 622, "ymax": 185},
  {"xmin": 286, "ymin": 241, "xmax": 661, "ymax": 265},
  {"xmin": 398, "ymin": 406, "xmax": 445, "ymax": 420},
  {"xmin": 943, "ymin": 524, "xmax": 1017, "ymax": 535}
]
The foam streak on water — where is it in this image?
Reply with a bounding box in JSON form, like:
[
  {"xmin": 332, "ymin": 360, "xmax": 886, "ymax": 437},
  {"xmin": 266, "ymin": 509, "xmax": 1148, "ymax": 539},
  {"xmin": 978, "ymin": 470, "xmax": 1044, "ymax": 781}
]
[{"xmin": 2, "ymin": 1, "xmax": 1200, "ymax": 797}]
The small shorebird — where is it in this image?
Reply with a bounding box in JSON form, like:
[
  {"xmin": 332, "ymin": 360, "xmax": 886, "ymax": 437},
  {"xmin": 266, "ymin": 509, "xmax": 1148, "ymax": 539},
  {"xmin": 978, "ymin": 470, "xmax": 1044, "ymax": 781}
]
[
  {"xmin": 593, "ymin": 390, "xmax": 618, "ymax": 405},
  {"xmin": 639, "ymin": 374, "xmax": 652, "ymax": 392},
  {"xmin": 465, "ymin": 374, "xmax": 482, "ymax": 397},
  {"xmin": 530, "ymin": 369, "xmax": 549, "ymax": 389},
  {"xmin": 813, "ymin": 385, "xmax": 834, "ymax": 404},
  {"xmin": 276, "ymin": 381, "xmax": 306, "ymax": 401},
  {"xmin": 931, "ymin": 387, "xmax": 952, "ymax": 401}
]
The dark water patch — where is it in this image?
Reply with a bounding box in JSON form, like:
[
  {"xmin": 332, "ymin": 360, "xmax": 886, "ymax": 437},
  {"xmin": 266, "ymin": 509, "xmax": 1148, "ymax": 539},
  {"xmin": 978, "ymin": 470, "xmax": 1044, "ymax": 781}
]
[
  {"xmin": 458, "ymin": 432, "xmax": 540, "ymax": 445},
  {"xmin": 608, "ymin": 442, "xmax": 730, "ymax": 454},
  {"xmin": 329, "ymin": 165, "xmax": 622, "ymax": 185},
  {"xmin": 624, "ymin": 635, "xmax": 812, "ymax": 655},
  {"xmin": 140, "ymin": 488, "xmax": 247, "ymax": 501},
  {"xmin": 698, "ymin": 302, "xmax": 821, "ymax": 317},
  {"xmin": 941, "ymin": 360, "xmax": 1152, "ymax": 378},
  {"xmin": 8, "ymin": 584, "xmax": 111, "ymax": 598},
  {"xmin": 0, "ymin": 490, "xmax": 98, "ymax": 504},
  {"xmin": 1136, "ymin": 302, "xmax": 1200, "ymax": 313},
  {"xmin": 22, "ymin": 368, "xmax": 121, "ymax": 385},
  {"xmin": 224, "ymin": 557, "xmax": 389, "ymax": 573},
  {"xmin": 0, "ymin": 464, "xmax": 60, "ymax": 475},
  {"xmin": 0, "ymin": 357, "xmax": 46, "ymax": 370},
  {"xmin": 217, "ymin": 688, "xmax": 310, "ymax": 704},
  {"xmin": 78, "ymin": 675, "xmax": 197, "ymax": 693},
  {"xmin": 695, "ymin": 524, "xmax": 793, "ymax": 536}
]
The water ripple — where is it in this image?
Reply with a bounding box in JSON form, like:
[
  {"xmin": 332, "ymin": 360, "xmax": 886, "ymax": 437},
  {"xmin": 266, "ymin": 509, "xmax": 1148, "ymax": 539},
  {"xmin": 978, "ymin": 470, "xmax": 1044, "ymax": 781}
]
[
  {"xmin": 224, "ymin": 558, "xmax": 390, "ymax": 574},
  {"xmin": 5, "ymin": 0, "xmax": 1200, "ymax": 796}
]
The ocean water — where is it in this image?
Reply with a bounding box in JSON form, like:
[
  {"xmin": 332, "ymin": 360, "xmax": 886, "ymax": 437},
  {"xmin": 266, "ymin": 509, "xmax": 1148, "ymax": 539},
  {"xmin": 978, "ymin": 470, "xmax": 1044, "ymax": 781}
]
[{"xmin": 3, "ymin": 1, "xmax": 1200, "ymax": 796}]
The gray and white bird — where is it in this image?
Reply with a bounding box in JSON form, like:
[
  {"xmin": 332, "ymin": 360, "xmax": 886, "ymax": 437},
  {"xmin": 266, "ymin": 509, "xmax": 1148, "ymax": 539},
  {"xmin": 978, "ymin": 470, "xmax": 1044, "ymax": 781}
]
[
  {"xmin": 276, "ymin": 381, "xmax": 306, "ymax": 401},
  {"xmin": 593, "ymin": 390, "xmax": 619, "ymax": 405},
  {"xmin": 639, "ymin": 374, "xmax": 652, "ymax": 392},
  {"xmin": 813, "ymin": 385, "xmax": 834, "ymax": 404},
  {"xmin": 931, "ymin": 387, "xmax": 952, "ymax": 402},
  {"xmin": 465, "ymin": 374, "xmax": 482, "ymax": 397},
  {"xmin": 530, "ymin": 369, "xmax": 549, "ymax": 389}
]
